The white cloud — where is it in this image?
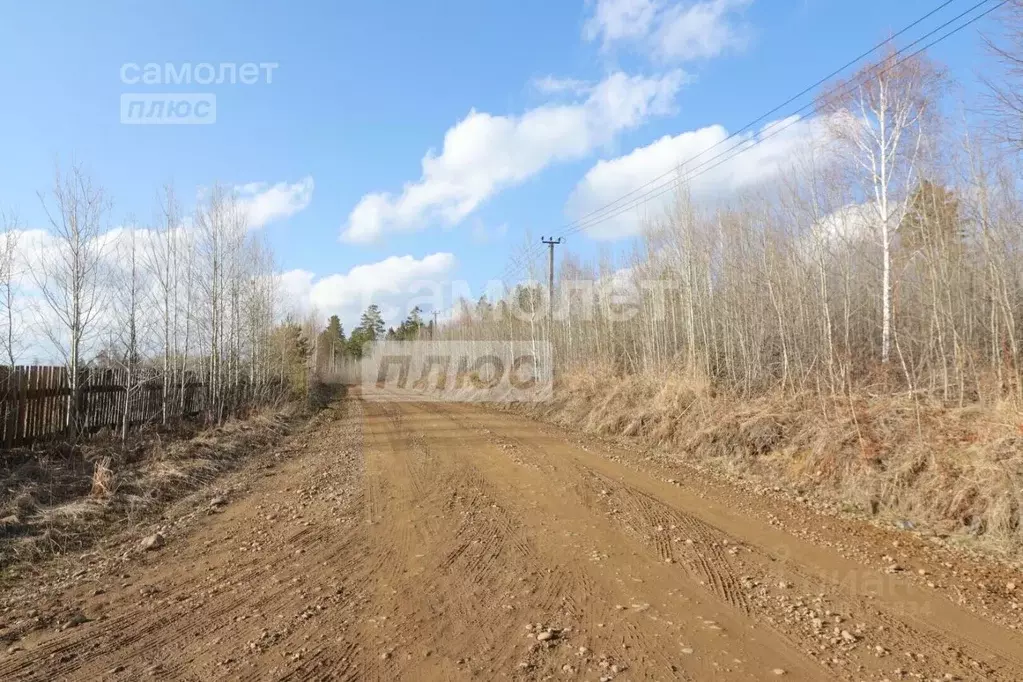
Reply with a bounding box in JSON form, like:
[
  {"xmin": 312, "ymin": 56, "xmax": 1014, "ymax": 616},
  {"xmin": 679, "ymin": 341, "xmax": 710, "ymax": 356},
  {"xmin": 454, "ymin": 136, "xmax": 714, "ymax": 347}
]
[
  {"xmin": 281, "ymin": 253, "xmax": 458, "ymax": 329},
  {"xmin": 567, "ymin": 115, "xmax": 829, "ymax": 240},
  {"xmin": 585, "ymin": 0, "xmax": 753, "ymax": 62},
  {"xmin": 584, "ymin": 0, "xmax": 660, "ymax": 44},
  {"xmin": 783, "ymin": 202, "xmax": 875, "ymax": 265},
  {"xmin": 234, "ymin": 176, "xmax": 314, "ymax": 229},
  {"xmin": 815, "ymin": 202, "xmax": 874, "ymax": 246},
  {"xmin": 278, "ymin": 269, "xmax": 316, "ymax": 308},
  {"xmin": 341, "ymin": 70, "xmax": 686, "ymax": 243},
  {"xmin": 9, "ymin": 229, "xmax": 54, "ymax": 286},
  {"xmin": 531, "ymin": 75, "xmax": 594, "ymax": 96}
]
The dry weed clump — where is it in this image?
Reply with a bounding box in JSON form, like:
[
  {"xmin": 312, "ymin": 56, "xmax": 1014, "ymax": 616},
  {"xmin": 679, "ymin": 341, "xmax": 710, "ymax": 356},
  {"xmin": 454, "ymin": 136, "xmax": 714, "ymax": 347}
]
[
  {"xmin": 90, "ymin": 457, "xmax": 116, "ymax": 499},
  {"xmin": 531, "ymin": 369, "xmax": 1023, "ymax": 553}
]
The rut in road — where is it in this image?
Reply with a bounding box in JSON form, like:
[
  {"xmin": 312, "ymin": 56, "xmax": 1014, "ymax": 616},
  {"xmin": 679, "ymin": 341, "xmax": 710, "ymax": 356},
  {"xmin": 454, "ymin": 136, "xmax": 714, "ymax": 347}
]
[{"xmin": 1, "ymin": 395, "xmax": 1022, "ymax": 681}]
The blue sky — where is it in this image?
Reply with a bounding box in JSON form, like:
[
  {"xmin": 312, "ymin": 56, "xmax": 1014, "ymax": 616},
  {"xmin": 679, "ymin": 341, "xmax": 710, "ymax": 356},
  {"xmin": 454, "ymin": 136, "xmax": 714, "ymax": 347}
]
[{"xmin": 0, "ymin": 0, "xmax": 1001, "ymax": 329}]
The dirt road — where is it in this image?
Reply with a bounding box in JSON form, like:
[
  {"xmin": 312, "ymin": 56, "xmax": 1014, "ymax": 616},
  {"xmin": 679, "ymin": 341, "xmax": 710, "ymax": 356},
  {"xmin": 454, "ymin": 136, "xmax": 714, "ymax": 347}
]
[{"xmin": 2, "ymin": 394, "xmax": 1022, "ymax": 680}]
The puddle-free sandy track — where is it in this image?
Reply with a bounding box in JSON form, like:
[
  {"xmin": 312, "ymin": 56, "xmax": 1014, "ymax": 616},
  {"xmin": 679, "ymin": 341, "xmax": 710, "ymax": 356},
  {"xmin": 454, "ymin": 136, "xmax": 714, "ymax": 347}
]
[{"xmin": 2, "ymin": 395, "xmax": 1021, "ymax": 680}]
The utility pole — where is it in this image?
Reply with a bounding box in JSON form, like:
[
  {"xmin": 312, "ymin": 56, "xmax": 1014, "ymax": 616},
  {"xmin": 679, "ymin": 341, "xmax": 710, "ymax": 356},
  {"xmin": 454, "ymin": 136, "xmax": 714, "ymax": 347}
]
[
  {"xmin": 541, "ymin": 236, "xmax": 562, "ymax": 374},
  {"xmin": 432, "ymin": 310, "xmax": 439, "ymax": 338}
]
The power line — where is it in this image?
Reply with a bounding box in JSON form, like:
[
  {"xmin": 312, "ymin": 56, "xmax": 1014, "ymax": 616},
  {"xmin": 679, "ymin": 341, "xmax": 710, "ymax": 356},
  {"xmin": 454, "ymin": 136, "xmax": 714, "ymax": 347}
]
[
  {"xmin": 559, "ymin": 0, "xmax": 1004, "ymax": 240},
  {"xmin": 559, "ymin": 0, "xmax": 963, "ymax": 233},
  {"xmin": 499, "ymin": 0, "xmax": 999, "ymax": 281},
  {"xmin": 562, "ymin": 0, "xmax": 999, "ymax": 240}
]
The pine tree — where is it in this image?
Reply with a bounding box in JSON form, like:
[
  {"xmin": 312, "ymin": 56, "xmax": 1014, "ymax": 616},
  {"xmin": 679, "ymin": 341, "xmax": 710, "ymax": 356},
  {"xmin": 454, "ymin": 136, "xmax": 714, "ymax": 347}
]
[
  {"xmin": 348, "ymin": 304, "xmax": 386, "ymax": 358},
  {"xmin": 317, "ymin": 314, "xmax": 346, "ymax": 373},
  {"xmin": 392, "ymin": 306, "xmax": 424, "ymax": 340},
  {"xmin": 347, "ymin": 328, "xmax": 370, "ymax": 359},
  {"xmin": 476, "ymin": 296, "xmax": 493, "ymax": 322},
  {"xmin": 359, "ymin": 304, "xmax": 385, "ymax": 340},
  {"xmin": 900, "ymin": 180, "xmax": 962, "ymax": 253},
  {"xmin": 272, "ymin": 322, "xmax": 310, "ymax": 398}
]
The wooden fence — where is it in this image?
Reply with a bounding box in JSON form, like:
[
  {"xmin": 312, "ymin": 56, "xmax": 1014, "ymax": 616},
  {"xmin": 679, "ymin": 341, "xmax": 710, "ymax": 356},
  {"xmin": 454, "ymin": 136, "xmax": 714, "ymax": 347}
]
[{"xmin": 0, "ymin": 366, "xmax": 205, "ymax": 448}]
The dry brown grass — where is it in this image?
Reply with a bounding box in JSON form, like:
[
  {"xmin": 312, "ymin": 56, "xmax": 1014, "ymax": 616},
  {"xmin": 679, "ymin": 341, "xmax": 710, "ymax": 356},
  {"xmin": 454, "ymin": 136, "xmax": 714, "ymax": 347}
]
[
  {"xmin": 0, "ymin": 409, "xmax": 294, "ymax": 569},
  {"xmin": 523, "ymin": 367, "xmax": 1023, "ymax": 554}
]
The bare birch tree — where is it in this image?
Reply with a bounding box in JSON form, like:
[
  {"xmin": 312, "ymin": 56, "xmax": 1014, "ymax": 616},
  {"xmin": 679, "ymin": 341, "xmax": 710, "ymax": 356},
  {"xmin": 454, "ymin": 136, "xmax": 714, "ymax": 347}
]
[
  {"xmin": 144, "ymin": 184, "xmax": 182, "ymax": 425},
  {"xmin": 0, "ymin": 211, "xmax": 21, "ymax": 368},
  {"xmin": 819, "ymin": 51, "xmax": 942, "ymax": 364},
  {"xmin": 110, "ymin": 221, "xmax": 150, "ymax": 440},
  {"xmin": 34, "ymin": 163, "xmax": 110, "ymax": 437}
]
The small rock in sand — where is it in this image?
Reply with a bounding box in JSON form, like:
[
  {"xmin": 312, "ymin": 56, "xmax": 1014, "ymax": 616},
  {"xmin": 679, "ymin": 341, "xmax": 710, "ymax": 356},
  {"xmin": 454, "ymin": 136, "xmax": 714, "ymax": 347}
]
[{"xmin": 140, "ymin": 533, "xmax": 165, "ymax": 551}]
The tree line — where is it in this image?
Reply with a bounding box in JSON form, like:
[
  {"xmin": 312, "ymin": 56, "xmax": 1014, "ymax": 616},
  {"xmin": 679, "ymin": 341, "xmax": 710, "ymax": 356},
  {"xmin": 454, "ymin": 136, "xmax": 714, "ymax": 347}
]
[{"xmin": 312, "ymin": 305, "xmax": 434, "ymax": 375}]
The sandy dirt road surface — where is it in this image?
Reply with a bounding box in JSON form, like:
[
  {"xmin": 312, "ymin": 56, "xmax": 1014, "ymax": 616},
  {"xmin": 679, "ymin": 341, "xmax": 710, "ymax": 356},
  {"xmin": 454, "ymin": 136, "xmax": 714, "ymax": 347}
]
[{"xmin": 2, "ymin": 391, "xmax": 1022, "ymax": 681}]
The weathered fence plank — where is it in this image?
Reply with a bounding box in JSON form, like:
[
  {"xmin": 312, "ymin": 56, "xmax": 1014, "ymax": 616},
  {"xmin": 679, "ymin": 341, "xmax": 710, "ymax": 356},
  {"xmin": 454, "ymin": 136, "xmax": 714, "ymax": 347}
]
[
  {"xmin": 0, "ymin": 366, "xmax": 223, "ymax": 448},
  {"xmin": 1, "ymin": 366, "xmax": 11, "ymax": 447},
  {"xmin": 15, "ymin": 367, "xmax": 26, "ymax": 443}
]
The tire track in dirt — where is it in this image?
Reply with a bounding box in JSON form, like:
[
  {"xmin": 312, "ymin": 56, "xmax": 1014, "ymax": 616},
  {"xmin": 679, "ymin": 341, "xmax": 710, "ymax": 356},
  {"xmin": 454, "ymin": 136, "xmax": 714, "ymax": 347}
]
[
  {"xmin": 572, "ymin": 465, "xmax": 754, "ymax": 615},
  {"xmin": 358, "ymin": 400, "xmax": 560, "ymax": 678},
  {"xmin": 405, "ymin": 403, "xmax": 686, "ymax": 681},
  {"xmin": 402, "ymin": 400, "xmax": 696, "ymax": 679},
  {"xmin": 572, "ymin": 462, "xmax": 1016, "ymax": 680},
  {"xmin": 376, "ymin": 400, "xmax": 638, "ymax": 678},
  {"xmin": 404, "ymin": 398, "xmax": 825, "ymax": 680},
  {"xmin": 444, "ymin": 402, "xmax": 1023, "ymax": 681}
]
